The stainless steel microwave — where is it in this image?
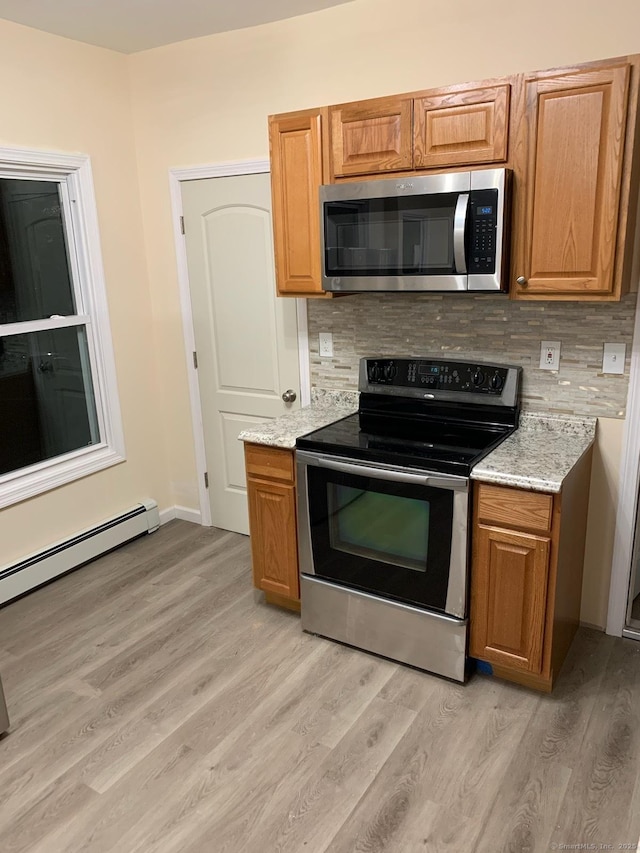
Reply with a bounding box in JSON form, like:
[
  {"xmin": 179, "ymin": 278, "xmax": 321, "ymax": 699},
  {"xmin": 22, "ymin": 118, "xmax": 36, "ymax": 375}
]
[{"xmin": 320, "ymin": 167, "xmax": 511, "ymax": 293}]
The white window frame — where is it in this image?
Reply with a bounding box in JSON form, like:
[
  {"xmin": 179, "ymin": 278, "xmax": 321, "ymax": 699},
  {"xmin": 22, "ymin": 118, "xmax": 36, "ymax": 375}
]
[{"xmin": 0, "ymin": 146, "xmax": 125, "ymax": 508}]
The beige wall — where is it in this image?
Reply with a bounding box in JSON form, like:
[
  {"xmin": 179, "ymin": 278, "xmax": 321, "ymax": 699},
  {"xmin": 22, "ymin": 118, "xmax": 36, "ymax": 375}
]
[
  {"xmin": 582, "ymin": 418, "xmax": 626, "ymax": 628},
  {"xmin": 128, "ymin": 0, "xmax": 640, "ymax": 627},
  {"xmin": 0, "ymin": 19, "xmax": 170, "ymax": 565}
]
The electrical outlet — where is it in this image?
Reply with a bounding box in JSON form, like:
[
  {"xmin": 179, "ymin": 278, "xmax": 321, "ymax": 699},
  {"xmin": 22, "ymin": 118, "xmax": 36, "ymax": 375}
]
[
  {"xmin": 603, "ymin": 342, "xmax": 625, "ymax": 374},
  {"xmin": 319, "ymin": 332, "xmax": 333, "ymax": 358},
  {"xmin": 539, "ymin": 340, "xmax": 561, "ymax": 371}
]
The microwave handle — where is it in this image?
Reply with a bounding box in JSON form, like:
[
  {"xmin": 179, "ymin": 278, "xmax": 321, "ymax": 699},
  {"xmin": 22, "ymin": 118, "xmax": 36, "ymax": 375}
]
[{"xmin": 453, "ymin": 193, "xmax": 469, "ymax": 274}]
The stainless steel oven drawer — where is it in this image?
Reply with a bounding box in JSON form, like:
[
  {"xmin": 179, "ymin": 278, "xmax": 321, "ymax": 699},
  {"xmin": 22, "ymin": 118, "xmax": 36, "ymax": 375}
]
[{"xmin": 301, "ymin": 575, "xmax": 468, "ymax": 682}]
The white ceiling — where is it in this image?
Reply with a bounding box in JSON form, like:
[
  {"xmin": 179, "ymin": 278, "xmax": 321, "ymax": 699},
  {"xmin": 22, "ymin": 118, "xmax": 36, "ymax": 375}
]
[{"xmin": 0, "ymin": 0, "xmax": 355, "ymax": 54}]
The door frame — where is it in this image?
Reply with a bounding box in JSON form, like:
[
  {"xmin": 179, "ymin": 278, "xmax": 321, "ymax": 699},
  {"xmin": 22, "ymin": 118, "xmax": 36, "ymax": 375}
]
[
  {"xmin": 607, "ymin": 277, "xmax": 640, "ymax": 637},
  {"xmin": 168, "ymin": 158, "xmax": 311, "ymax": 528}
]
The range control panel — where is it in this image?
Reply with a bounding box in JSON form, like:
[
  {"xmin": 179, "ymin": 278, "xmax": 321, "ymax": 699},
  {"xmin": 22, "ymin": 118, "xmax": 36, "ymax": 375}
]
[
  {"xmin": 468, "ymin": 189, "xmax": 498, "ymax": 275},
  {"xmin": 363, "ymin": 358, "xmax": 511, "ymax": 395}
]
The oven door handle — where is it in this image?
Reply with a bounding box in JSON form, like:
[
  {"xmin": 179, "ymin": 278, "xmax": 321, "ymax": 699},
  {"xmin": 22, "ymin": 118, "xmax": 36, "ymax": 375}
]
[{"xmin": 298, "ymin": 452, "xmax": 468, "ymax": 492}]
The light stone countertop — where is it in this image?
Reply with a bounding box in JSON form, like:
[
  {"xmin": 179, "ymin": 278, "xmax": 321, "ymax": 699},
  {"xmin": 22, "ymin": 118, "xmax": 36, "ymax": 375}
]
[
  {"xmin": 471, "ymin": 412, "xmax": 597, "ymax": 494},
  {"xmin": 238, "ymin": 391, "xmax": 358, "ymax": 449},
  {"xmin": 239, "ymin": 393, "xmax": 597, "ymax": 493}
]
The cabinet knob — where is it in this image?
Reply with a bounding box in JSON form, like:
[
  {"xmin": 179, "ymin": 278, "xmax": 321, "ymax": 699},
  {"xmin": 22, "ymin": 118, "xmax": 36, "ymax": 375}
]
[
  {"xmin": 281, "ymin": 389, "xmax": 297, "ymax": 403},
  {"xmin": 516, "ymin": 276, "xmax": 528, "ymax": 287}
]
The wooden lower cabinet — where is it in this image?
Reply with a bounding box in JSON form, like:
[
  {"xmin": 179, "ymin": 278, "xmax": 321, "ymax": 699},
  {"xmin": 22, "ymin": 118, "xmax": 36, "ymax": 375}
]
[
  {"xmin": 470, "ymin": 453, "xmax": 592, "ymax": 692},
  {"xmin": 472, "ymin": 524, "xmax": 550, "ymax": 674},
  {"xmin": 244, "ymin": 441, "xmax": 593, "ymax": 691},
  {"xmin": 244, "ymin": 443, "xmax": 300, "ymax": 609}
]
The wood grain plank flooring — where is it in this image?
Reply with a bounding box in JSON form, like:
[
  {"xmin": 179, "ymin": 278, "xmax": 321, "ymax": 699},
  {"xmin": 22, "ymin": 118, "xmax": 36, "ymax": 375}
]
[{"xmin": 0, "ymin": 520, "xmax": 639, "ymax": 852}]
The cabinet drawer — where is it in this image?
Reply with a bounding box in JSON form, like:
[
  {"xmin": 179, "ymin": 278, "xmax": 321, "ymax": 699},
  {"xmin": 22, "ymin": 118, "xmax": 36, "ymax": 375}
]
[
  {"xmin": 476, "ymin": 483, "xmax": 553, "ymax": 533},
  {"xmin": 244, "ymin": 443, "xmax": 294, "ymax": 483}
]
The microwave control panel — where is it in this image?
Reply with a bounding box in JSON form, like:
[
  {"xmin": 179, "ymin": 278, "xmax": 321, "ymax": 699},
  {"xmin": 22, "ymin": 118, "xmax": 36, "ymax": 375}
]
[
  {"xmin": 468, "ymin": 189, "xmax": 498, "ymax": 275},
  {"xmin": 364, "ymin": 358, "xmax": 511, "ymax": 395}
]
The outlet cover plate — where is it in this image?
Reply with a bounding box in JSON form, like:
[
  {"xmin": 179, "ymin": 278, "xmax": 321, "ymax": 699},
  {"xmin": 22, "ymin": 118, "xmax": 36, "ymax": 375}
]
[
  {"xmin": 603, "ymin": 342, "xmax": 626, "ymax": 374},
  {"xmin": 539, "ymin": 340, "xmax": 561, "ymax": 371},
  {"xmin": 319, "ymin": 332, "xmax": 333, "ymax": 358}
]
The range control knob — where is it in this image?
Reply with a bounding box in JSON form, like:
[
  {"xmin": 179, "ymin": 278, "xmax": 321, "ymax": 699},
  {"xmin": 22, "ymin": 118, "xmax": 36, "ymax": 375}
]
[
  {"xmin": 490, "ymin": 372, "xmax": 503, "ymax": 391},
  {"xmin": 383, "ymin": 362, "xmax": 397, "ymax": 382},
  {"xmin": 368, "ymin": 362, "xmax": 381, "ymax": 383},
  {"xmin": 471, "ymin": 369, "xmax": 485, "ymax": 387}
]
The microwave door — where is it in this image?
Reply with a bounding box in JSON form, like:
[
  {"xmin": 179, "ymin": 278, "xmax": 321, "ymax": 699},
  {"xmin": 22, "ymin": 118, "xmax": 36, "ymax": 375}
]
[{"xmin": 320, "ymin": 170, "xmax": 474, "ymax": 293}]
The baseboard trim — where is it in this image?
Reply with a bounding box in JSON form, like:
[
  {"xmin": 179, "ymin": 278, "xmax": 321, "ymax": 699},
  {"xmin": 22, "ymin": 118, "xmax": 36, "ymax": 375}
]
[
  {"xmin": 0, "ymin": 500, "xmax": 159, "ymax": 606},
  {"xmin": 159, "ymin": 506, "xmax": 203, "ymax": 526},
  {"xmin": 579, "ymin": 620, "xmax": 605, "ymax": 632}
]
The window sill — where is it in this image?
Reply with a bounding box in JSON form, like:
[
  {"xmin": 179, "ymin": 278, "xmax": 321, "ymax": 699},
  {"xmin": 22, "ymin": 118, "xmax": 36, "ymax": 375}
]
[{"xmin": 0, "ymin": 445, "xmax": 126, "ymax": 510}]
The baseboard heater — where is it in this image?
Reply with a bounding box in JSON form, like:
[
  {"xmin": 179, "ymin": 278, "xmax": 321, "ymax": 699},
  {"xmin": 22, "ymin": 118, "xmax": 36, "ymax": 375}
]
[{"xmin": 0, "ymin": 499, "xmax": 160, "ymax": 607}]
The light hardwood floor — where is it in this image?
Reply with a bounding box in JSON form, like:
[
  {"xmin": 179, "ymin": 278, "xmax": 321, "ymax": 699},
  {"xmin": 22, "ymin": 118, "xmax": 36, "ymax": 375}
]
[{"xmin": 1, "ymin": 520, "xmax": 639, "ymax": 852}]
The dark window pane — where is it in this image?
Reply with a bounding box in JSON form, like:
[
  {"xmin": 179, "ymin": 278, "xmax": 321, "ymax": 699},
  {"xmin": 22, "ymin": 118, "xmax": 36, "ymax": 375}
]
[
  {"xmin": 324, "ymin": 194, "xmax": 458, "ymax": 276},
  {"xmin": 0, "ymin": 179, "xmax": 76, "ymax": 324},
  {"xmin": 0, "ymin": 326, "xmax": 99, "ymax": 475}
]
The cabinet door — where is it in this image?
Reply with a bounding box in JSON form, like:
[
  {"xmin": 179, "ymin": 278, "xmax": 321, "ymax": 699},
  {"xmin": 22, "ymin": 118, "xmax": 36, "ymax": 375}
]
[
  {"xmin": 247, "ymin": 476, "xmax": 299, "ymax": 601},
  {"xmin": 330, "ymin": 96, "xmax": 413, "ymax": 177},
  {"xmin": 269, "ymin": 108, "xmax": 327, "ymax": 296},
  {"xmin": 470, "ymin": 524, "xmax": 550, "ymax": 673},
  {"xmin": 413, "ymin": 84, "xmax": 510, "ymax": 169},
  {"xmin": 513, "ymin": 64, "xmax": 630, "ymax": 298}
]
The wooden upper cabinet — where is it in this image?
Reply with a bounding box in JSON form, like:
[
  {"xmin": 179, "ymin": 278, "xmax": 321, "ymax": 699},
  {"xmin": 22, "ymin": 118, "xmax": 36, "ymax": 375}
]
[
  {"xmin": 413, "ymin": 84, "xmax": 510, "ymax": 169},
  {"xmin": 329, "ymin": 96, "xmax": 413, "ymax": 178},
  {"xmin": 512, "ymin": 63, "xmax": 632, "ymax": 299},
  {"xmin": 268, "ymin": 108, "xmax": 328, "ymax": 296}
]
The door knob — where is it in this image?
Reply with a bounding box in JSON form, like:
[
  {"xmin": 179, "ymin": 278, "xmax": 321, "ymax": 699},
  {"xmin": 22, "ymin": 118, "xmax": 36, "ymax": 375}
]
[{"xmin": 281, "ymin": 389, "xmax": 297, "ymax": 403}]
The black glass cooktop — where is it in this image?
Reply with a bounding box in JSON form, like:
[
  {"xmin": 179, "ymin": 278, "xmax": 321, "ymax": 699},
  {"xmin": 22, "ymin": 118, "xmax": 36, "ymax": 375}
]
[{"xmin": 296, "ymin": 412, "xmax": 514, "ymax": 477}]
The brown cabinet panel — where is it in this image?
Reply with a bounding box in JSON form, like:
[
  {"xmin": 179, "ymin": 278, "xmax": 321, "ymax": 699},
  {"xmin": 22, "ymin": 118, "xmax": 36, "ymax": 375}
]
[
  {"xmin": 413, "ymin": 84, "xmax": 510, "ymax": 169},
  {"xmin": 245, "ymin": 443, "xmax": 300, "ymax": 604},
  {"xmin": 513, "ymin": 64, "xmax": 631, "ymax": 298},
  {"xmin": 245, "ymin": 443, "xmax": 294, "ymax": 482},
  {"xmin": 470, "ymin": 524, "xmax": 550, "ymax": 673},
  {"xmin": 246, "ymin": 476, "xmax": 299, "ymax": 601},
  {"xmin": 471, "ymin": 463, "xmax": 593, "ymax": 693},
  {"xmin": 476, "ymin": 483, "xmax": 553, "ymax": 534},
  {"xmin": 330, "ymin": 96, "xmax": 413, "ymax": 177},
  {"xmin": 268, "ymin": 108, "xmax": 328, "ymax": 296}
]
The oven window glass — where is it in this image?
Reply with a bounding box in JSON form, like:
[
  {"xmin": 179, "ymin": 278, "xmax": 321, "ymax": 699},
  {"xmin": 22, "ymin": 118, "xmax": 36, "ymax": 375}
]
[
  {"xmin": 328, "ymin": 485, "xmax": 429, "ymax": 572},
  {"xmin": 324, "ymin": 193, "xmax": 458, "ymax": 277}
]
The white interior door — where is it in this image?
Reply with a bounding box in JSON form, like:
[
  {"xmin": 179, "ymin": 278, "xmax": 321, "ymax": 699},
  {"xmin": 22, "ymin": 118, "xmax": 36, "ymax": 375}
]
[{"xmin": 182, "ymin": 173, "xmax": 300, "ymax": 534}]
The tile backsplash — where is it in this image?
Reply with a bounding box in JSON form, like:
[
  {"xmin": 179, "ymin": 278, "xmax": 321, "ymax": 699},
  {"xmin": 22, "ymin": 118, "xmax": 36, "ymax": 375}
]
[{"xmin": 307, "ymin": 292, "xmax": 638, "ymax": 418}]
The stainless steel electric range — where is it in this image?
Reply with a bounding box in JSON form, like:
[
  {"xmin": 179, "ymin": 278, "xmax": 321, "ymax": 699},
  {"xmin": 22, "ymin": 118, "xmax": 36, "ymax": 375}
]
[{"xmin": 296, "ymin": 357, "xmax": 522, "ymax": 682}]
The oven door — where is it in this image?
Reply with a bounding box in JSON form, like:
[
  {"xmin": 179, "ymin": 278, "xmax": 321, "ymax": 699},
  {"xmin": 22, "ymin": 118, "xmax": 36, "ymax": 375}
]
[{"xmin": 296, "ymin": 451, "xmax": 469, "ymax": 619}]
